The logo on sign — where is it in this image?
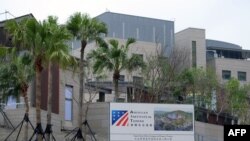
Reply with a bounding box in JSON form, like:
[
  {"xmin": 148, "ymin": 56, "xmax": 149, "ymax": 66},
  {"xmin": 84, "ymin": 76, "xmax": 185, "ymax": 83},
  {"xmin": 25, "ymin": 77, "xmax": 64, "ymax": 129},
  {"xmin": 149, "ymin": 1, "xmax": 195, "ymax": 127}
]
[{"xmin": 112, "ymin": 110, "xmax": 129, "ymax": 126}]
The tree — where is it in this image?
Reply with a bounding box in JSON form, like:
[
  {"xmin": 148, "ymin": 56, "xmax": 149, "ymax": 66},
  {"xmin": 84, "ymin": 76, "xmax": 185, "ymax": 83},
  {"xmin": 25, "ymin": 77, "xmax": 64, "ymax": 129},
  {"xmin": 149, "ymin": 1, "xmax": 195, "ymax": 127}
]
[
  {"xmin": 178, "ymin": 67, "xmax": 218, "ymax": 121},
  {"xmin": 66, "ymin": 12, "xmax": 107, "ymax": 133},
  {"xmin": 143, "ymin": 47, "xmax": 190, "ymax": 103},
  {"xmin": 87, "ymin": 38, "xmax": 145, "ymax": 101},
  {"xmin": 225, "ymin": 78, "xmax": 250, "ymax": 124},
  {"xmin": 43, "ymin": 16, "xmax": 73, "ymax": 140},
  {"xmin": 0, "ymin": 47, "xmax": 34, "ymax": 140},
  {"xmin": 5, "ymin": 17, "xmax": 51, "ymax": 141}
]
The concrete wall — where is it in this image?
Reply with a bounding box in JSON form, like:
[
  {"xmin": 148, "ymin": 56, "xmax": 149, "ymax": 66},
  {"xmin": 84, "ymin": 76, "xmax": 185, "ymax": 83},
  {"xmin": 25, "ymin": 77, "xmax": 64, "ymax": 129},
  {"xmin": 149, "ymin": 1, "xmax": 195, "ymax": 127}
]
[
  {"xmin": 59, "ymin": 68, "xmax": 80, "ymax": 128},
  {"xmin": 0, "ymin": 103, "xmax": 110, "ymax": 141},
  {"xmin": 195, "ymin": 121, "xmax": 223, "ymax": 141},
  {"xmin": 175, "ymin": 28, "xmax": 206, "ymax": 69},
  {"xmin": 84, "ymin": 103, "xmax": 110, "ymax": 141}
]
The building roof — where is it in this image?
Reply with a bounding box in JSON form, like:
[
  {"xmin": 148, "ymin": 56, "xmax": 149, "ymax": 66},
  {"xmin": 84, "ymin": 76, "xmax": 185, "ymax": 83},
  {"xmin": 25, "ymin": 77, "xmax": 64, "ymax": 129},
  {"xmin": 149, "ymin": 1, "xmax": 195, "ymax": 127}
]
[
  {"xmin": 0, "ymin": 13, "xmax": 34, "ymax": 27},
  {"xmin": 95, "ymin": 11, "xmax": 174, "ymax": 23},
  {"xmin": 206, "ymin": 39, "xmax": 242, "ymax": 51},
  {"xmin": 0, "ymin": 14, "xmax": 34, "ymax": 47}
]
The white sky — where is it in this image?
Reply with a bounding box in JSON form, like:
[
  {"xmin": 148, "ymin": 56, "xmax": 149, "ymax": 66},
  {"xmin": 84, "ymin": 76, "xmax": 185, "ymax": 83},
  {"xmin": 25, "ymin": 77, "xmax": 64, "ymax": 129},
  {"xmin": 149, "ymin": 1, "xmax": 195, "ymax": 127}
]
[{"xmin": 1, "ymin": 0, "xmax": 250, "ymax": 49}]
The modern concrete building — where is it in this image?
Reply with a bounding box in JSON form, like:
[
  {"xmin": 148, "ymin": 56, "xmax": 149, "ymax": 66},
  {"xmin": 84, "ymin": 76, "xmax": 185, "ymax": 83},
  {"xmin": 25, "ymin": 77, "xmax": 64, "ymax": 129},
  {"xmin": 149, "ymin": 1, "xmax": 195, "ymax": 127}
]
[
  {"xmin": 1, "ymin": 12, "xmax": 250, "ymax": 141},
  {"xmin": 175, "ymin": 27, "xmax": 250, "ymax": 84},
  {"xmin": 206, "ymin": 39, "xmax": 250, "ymax": 84}
]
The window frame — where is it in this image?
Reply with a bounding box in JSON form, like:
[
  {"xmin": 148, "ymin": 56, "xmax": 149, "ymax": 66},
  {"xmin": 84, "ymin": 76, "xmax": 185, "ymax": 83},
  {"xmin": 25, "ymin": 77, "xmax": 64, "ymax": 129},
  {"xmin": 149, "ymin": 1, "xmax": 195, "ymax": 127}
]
[
  {"xmin": 222, "ymin": 70, "xmax": 231, "ymax": 80},
  {"xmin": 238, "ymin": 71, "xmax": 247, "ymax": 81},
  {"xmin": 192, "ymin": 41, "xmax": 197, "ymax": 68},
  {"xmin": 64, "ymin": 85, "xmax": 73, "ymax": 121}
]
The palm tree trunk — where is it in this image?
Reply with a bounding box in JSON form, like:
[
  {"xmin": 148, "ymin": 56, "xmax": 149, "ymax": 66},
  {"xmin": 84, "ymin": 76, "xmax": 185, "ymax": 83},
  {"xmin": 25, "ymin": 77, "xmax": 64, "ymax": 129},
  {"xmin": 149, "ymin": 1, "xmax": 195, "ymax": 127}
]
[
  {"xmin": 46, "ymin": 63, "xmax": 52, "ymax": 141},
  {"xmin": 114, "ymin": 79, "xmax": 119, "ymax": 102},
  {"xmin": 78, "ymin": 41, "xmax": 87, "ymax": 138},
  {"xmin": 79, "ymin": 58, "xmax": 84, "ymax": 129},
  {"xmin": 113, "ymin": 72, "xmax": 119, "ymax": 102},
  {"xmin": 35, "ymin": 58, "xmax": 43, "ymax": 141},
  {"xmin": 21, "ymin": 84, "xmax": 29, "ymax": 141}
]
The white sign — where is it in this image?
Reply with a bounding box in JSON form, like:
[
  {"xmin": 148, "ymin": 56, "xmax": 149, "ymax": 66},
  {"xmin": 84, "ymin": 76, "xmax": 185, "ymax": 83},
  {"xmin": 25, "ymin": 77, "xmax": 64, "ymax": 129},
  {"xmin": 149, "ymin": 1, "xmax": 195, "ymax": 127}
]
[{"xmin": 110, "ymin": 103, "xmax": 194, "ymax": 141}]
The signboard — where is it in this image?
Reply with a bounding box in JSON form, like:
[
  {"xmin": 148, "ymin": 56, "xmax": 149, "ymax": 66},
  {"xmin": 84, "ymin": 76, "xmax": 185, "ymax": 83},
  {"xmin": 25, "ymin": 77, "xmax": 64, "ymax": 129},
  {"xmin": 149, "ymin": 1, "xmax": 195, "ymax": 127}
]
[{"xmin": 110, "ymin": 103, "xmax": 194, "ymax": 141}]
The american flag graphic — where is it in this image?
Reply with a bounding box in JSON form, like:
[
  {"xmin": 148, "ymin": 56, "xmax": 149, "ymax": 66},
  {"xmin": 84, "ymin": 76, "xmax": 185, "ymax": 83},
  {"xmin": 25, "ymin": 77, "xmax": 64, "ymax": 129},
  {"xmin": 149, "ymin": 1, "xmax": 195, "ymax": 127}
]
[{"xmin": 112, "ymin": 110, "xmax": 129, "ymax": 126}]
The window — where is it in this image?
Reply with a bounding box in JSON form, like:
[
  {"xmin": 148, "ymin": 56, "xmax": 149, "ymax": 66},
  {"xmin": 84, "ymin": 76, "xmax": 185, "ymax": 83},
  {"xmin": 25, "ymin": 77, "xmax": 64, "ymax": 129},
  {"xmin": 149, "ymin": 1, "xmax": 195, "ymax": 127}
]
[
  {"xmin": 222, "ymin": 70, "xmax": 231, "ymax": 80},
  {"xmin": 192, "ymin": 41, "xmax": 197, "ymax": 68},
  {"xmin": 6, "ymin": 95, "xmax": 17, "ymax": 109},
  {"xmin": 98, "ymin": 92, "xmax": 105, "ymax": 102},
  {"xmin": 133, "ymin": 76, "xmax": 143, "ymax": 85},
  {"xmin": 238, "ymin": 71, "xmax": 246, "ymax": 81},
  {"xmin": 119, "ymin": 75, "xmax": 125, "ymax": 82},
  {"xmin": 65, "ymin": 85, "xmax": 73, "ymax": 121}
]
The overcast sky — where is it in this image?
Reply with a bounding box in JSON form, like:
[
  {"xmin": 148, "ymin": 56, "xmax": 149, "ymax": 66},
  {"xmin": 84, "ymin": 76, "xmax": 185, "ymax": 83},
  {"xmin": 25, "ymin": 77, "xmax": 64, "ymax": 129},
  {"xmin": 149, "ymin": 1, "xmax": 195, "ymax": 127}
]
[{"xmin": 1, "ymin": 0, "xmax": 250, "ymax": 49}]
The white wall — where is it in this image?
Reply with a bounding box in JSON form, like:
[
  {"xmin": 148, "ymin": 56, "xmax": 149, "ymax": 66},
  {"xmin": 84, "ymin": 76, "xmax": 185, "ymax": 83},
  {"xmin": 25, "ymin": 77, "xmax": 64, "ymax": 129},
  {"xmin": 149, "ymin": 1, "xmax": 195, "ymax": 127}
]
[
  {"xmin": 213, "ymin": 58, "xmax": 250, "ymax": 84},
  {"xmin": 175, "ymin": 28, "xmax": 206, "ymax": 69}
]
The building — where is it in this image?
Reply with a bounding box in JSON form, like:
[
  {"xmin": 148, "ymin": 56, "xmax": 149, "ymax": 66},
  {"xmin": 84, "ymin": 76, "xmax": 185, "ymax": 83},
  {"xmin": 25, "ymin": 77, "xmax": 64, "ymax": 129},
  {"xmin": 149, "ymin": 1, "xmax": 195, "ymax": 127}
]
[
  {"xmin": 206, "ymin": 39, "xmax": 250, "ymax": 84},
  {"xmin": 71, "ymin": 12, "xmax": 176, "ymax": 102},
  {"xmin": 0, "ymin": 13, "xmax": 34, "ymax": 47},
  {"xmin": 175, "ymin": 27, "xmax": 250, "ymax": 84},
  {"xmin": 1, "ymin": 12, "xmax": 249, "ymax": 141}
]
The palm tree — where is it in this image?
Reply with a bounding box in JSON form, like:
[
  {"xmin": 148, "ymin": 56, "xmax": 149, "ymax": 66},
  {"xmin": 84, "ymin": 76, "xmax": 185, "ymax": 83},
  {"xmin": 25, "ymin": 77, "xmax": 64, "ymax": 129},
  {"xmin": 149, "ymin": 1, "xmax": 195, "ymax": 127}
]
[
  {"xmin": 43, "ymin": 16, "xmax": 72, "ymax": 140},
  {"xmin": 66, "ymin": 12, "xmax": 107, "ymax": 130},
  {"xmin": 5, "ymin": 18, "xmax": 50, "ymax": 141},
  {"xmin": 87, "ymin": 38, "xmax": 145, "ymax": 101},
  {"xmin": 0, "ymin": 47, "xmax": 34, "ymax": 140}
]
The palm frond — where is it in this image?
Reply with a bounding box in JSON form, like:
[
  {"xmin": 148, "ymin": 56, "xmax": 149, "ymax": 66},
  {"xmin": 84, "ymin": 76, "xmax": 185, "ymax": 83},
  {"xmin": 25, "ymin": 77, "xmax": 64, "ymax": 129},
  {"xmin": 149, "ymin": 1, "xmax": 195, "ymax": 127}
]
[
  {"xmin": 125, "ymin": 38, "xmax": 136, "ymax": 49},
  {"xmin": 66, "ymin": 12, "xmax": 83, "ymax": 37}
]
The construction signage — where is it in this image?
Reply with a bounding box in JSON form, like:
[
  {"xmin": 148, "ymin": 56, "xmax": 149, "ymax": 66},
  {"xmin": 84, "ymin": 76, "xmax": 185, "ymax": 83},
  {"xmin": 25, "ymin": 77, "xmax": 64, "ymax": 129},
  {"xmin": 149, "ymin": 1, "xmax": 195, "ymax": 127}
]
[{"xmin": 110, "ymin": 103, "xmax": 194, "ymax": 141}]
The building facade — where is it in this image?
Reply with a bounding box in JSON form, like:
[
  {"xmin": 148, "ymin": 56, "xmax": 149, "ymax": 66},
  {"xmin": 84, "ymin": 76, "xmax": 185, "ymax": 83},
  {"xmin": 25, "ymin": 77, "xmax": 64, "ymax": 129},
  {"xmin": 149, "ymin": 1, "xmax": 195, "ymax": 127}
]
[
  {"xmin": 96, "ymin": 12, "xmax": 174, "ymax": 56},
  {"xmin": 175, "ymin": 28, "xmax": 250, "ymax": 84},
  {"xmin": 206, "ymin": 39, "xmax": 250, "ymax": 84}
]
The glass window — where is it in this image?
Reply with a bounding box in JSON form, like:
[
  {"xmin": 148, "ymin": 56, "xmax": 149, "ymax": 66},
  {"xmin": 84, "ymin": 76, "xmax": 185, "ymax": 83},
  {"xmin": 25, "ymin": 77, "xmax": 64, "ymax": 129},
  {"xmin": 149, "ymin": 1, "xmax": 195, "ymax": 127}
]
[
  {"xmin": 192, "ymin": 41, "xmax": 197, "ymax": 68},
  {"xmin": 133, "ymin": 76, "xmax": 143, "ymax": 85},
  {"xmin": 65, "ymin": 85, "xmax": 73, "ymax": 121},
  {"xmin": 238, "ymin": 71, "xmax": 246, "ymax": 81},
  {"xmin": 98, "ymin": 92, "xmax": 105, "ymax": 102},
  {"xmin": 119, "ymin": 75, "xmax": 125, "ymax": 82},
  {"xmin": 6, "ymin": 95, "xmax": 17, "ymax": 109},
  {"xmin": 222, "ymin": 70, "xmax": 231, "ymax": 80}
]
